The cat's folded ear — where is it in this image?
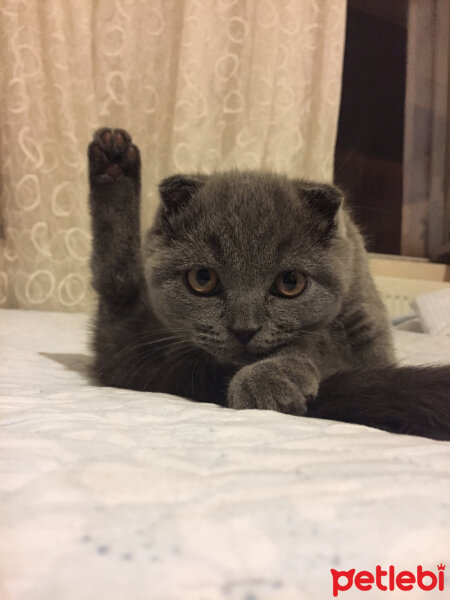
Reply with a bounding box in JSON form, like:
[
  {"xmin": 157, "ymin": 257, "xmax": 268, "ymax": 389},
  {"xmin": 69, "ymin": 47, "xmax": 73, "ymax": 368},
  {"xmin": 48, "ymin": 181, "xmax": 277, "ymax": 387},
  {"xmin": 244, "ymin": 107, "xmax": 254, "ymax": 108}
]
[
  {"xmin": 159, "ymin": 174, "xmax": 209, "ymax": 214},
  {"xmin": 293, "ymin": 180, "xmax": 344, "ymax": 235}
]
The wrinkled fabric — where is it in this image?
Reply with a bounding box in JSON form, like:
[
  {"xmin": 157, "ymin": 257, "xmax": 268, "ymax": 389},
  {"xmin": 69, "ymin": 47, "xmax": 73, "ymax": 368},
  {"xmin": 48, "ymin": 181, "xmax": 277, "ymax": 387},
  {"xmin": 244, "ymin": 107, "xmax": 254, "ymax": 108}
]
[{"xmin": 1, "ymin": 309, "xmax": 450, "ymax": 600}]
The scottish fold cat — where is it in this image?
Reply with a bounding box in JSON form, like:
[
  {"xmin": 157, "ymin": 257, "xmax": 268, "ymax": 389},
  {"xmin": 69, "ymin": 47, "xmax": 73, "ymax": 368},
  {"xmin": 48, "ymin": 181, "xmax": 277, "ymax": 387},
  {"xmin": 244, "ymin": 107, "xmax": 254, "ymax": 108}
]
[{"xmin": 88, "ymin": 128, "xmax": 450, "ymax": 440}]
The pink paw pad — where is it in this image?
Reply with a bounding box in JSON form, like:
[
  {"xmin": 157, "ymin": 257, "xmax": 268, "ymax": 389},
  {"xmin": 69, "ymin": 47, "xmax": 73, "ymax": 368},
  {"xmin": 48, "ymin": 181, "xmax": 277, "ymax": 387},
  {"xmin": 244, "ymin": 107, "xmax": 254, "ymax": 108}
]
[{"xmin": 89, "ymin": 127, "xmax": 139, "ymax": 182}]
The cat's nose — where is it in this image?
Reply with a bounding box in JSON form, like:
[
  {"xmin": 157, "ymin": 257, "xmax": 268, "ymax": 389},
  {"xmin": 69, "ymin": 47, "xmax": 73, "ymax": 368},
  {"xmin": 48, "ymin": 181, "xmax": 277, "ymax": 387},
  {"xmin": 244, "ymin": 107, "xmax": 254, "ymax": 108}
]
[{"xmin": 228, "ymin": 326, "xmax": 260, "ymax": 345}]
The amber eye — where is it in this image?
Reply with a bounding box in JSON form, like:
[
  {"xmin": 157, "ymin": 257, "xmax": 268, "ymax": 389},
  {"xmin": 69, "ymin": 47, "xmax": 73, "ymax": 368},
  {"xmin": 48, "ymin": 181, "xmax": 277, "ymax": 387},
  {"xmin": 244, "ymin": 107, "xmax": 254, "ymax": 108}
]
[
  {"xmin": 272, "ymin": 270, "xmax": 306, "ymax": 298},
  {"xmin": 186, "ymin": 267, "xmax": 220, "ymax": 295}
]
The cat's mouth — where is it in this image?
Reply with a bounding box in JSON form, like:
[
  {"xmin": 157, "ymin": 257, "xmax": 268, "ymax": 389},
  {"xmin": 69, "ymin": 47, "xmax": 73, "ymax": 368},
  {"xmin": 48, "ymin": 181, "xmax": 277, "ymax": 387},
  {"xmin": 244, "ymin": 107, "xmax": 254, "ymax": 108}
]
[{"xmin": 232, "ymin": 347, "xmax": 267, "ymax": 363}]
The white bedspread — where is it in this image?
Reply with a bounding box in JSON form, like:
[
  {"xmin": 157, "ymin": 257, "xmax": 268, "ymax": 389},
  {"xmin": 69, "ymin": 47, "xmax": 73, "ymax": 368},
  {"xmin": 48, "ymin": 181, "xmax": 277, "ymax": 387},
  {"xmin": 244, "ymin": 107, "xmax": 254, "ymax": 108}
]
[{"xmin": 1, "ymin": 309, "xmax": 450, "ymax": 600}]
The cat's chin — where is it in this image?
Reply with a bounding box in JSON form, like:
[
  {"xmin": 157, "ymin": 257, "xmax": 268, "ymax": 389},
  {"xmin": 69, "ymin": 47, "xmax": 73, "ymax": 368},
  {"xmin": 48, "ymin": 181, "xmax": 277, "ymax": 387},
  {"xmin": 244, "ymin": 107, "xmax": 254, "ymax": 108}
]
[
  {"xmin": 208, "ymin": 347, "xmax": 268, "ymax": 367},
  {"xmin": 198, "ymin": 339, "xmax": 296, "ymax": 367}
]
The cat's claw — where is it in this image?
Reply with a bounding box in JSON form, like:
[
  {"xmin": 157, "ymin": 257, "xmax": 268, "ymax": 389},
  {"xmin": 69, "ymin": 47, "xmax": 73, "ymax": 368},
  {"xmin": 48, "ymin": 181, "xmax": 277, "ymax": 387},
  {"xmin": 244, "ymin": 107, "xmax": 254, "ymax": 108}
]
[{"xmin": 88, "ymin": 127, "xmax": 140, "ymax": 184}]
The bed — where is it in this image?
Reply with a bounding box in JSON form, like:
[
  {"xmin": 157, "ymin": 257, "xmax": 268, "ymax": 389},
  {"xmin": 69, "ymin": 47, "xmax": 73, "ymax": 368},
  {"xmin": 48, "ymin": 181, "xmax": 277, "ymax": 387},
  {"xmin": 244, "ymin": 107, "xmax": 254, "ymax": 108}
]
[{"xmin": 1, "ymin": 308, "xmax": 450, "ymax": 600}]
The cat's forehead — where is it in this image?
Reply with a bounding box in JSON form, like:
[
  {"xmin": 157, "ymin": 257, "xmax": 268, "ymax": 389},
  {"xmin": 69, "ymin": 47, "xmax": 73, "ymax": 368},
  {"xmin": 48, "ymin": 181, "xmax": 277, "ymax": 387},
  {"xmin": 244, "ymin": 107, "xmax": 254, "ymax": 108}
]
[
  {"xmin": 203, "ymin": 171, "xmax": 294, "ymax": 212},
  {"xmin": 154, "ymin": 170, "xmax": 340, "ymax": 279},
  {"xmin": 187, "ymin": 173, "xmax": 316, "ymax": 272},
  {"xmin": 200, "ymin": 173, "xmax": 299, "ymax": 236}
]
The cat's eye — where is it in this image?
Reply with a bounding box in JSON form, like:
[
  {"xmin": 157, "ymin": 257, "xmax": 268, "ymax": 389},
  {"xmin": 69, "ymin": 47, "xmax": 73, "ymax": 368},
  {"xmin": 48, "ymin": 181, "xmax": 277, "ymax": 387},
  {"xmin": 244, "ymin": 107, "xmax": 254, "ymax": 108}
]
[
  {"xmin": 186, "ymin": 267, "xmax": 220, "ymax": 295},
  {"xmin": 272, "ymin": 270, "xmax": 307, "ymax": 298}
]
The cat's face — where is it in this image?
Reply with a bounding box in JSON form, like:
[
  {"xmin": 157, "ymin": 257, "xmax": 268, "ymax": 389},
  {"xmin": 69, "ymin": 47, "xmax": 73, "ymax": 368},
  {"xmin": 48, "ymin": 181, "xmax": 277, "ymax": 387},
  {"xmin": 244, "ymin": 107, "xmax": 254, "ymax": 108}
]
[{"xmin": 144, "ymin": 171, "xmax": 353, "ymax": 366}]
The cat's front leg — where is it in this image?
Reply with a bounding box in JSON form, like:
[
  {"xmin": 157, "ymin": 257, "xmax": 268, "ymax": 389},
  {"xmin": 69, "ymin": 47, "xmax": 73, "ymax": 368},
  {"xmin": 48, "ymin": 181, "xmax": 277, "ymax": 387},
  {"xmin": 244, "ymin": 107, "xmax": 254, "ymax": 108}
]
[
  {"xmin": 88, "ymin": 127, "xmax": 143, "ymax": 303},
  {"xmin": 227, "ymin": 354, "xmax": 320, "ymax": 416}
]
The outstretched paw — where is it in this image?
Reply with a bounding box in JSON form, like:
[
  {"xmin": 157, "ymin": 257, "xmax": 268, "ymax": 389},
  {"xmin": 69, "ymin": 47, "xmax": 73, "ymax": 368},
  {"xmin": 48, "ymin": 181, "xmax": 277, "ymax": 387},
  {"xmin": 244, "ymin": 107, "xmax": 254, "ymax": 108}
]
[
  {"xmin": 88, "ymin": 128, "xmax": 140, "ymax": 184},
  {"xmin": 227, "ymin": 356, "xmax": 320, "ymax": 416}
]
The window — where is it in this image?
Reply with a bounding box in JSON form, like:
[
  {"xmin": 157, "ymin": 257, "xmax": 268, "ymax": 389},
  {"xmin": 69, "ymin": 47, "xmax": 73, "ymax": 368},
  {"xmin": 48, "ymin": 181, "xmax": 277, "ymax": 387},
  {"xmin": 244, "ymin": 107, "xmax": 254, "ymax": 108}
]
[{"xmin": 335, "ymin": 0, "xmax": 449, "ymax": 262}]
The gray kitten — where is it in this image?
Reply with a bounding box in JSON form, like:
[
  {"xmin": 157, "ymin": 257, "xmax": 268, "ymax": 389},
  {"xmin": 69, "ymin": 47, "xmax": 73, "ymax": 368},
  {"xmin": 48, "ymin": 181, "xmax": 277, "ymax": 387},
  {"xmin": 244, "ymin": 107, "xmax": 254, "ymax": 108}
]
[{"xmin": 88, "ymin": 128, "xmax": 450, "ymax": 440}]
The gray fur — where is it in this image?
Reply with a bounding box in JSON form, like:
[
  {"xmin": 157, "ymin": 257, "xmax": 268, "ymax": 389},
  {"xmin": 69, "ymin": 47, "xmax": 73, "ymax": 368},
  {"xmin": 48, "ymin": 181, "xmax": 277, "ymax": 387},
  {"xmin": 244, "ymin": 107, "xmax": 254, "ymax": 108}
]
[{"xmin": 88, "ymin": 127, "xmax": 395, "ymax": 415}]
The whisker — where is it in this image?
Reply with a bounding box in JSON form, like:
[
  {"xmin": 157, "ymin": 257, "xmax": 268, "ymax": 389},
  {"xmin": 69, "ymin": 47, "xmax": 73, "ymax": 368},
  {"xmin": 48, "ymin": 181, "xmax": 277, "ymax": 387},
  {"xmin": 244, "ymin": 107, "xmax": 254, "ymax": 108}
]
[
  {"xmin": 119, "ymin": 340, "xmax": 191, "ymax": 388},
  {"xmin": 94, "ymin": 333, "xmax": 192, "ymax": 378},
  {"xmin": 142, "ymin": 347, "xmax": 197, "ymax": 393}
]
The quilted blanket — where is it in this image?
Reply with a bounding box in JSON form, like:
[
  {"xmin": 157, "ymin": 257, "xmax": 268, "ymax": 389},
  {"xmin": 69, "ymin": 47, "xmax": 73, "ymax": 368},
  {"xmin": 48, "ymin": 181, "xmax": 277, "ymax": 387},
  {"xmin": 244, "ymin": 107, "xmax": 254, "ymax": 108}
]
[{"xmin": 1, "ymin": 309, "xmax": 450, "ymax": 600}]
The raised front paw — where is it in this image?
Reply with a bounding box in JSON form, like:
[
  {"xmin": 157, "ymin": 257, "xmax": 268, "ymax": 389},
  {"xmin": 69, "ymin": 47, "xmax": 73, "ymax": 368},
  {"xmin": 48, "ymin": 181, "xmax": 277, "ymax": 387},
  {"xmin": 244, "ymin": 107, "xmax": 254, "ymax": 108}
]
[
  {"xmin": 227, "ymin": 356, "xmax": 319, "ymax": 416},
  {"xmin": 88, "ymin": 127, "xmax": 140, "ymax": 184}
]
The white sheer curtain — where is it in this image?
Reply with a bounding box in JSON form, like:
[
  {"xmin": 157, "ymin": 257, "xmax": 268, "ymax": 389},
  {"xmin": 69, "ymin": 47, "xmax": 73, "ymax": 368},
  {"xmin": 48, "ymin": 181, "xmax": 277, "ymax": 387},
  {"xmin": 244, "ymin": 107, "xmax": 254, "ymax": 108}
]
[{"xmin": 0, "ymin": 0, "xmax": 347, "ymax": 312}]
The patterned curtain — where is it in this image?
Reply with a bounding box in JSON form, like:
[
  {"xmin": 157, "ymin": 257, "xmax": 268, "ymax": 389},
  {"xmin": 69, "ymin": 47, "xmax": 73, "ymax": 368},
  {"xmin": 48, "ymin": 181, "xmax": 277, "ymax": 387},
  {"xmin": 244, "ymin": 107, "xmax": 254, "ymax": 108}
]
[{"xmin": 0, "ymin": 0, "xmax": 347, "ymax": 312}]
